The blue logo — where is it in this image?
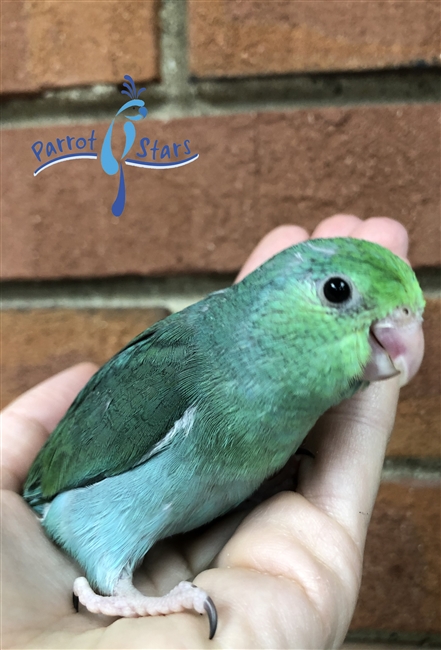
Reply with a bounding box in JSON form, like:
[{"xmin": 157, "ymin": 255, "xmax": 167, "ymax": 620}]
[{"xmin": 31, "ymin": 75, "xmax": 199, "ymax": 217}]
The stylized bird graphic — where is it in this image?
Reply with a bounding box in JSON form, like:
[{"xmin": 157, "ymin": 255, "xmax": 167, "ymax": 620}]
[{"xmin": 101, "ymin": 75, "xmax": 148, "ymax": 217}]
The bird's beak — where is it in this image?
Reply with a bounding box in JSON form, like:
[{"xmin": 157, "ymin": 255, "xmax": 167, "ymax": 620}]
[{"xmin": 362, "ymin": 307, "xmax": 424, "ymax": 386}]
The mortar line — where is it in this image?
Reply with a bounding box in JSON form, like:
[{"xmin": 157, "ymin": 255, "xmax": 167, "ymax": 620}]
[
  {"xmin": 382, "ymin": 458, "xmax": 441, "ymax": 481},
  {"xmin": 1, "ymin": 273, "xmax": 439, "ymax": 311},
  {"xmin": 159, "ymin": 0, "xmax": 192, "ymax": 102},
  {"xmin": 1, "ymin": 68, "xmax": 440, "ymax": 129},
  {"xmin": 345, "ymin": 629, "xmax": 441, "ymax": 648},
  {"xmin": 0, "ymin": 276, "xmax": 234, "ymax": 313}
]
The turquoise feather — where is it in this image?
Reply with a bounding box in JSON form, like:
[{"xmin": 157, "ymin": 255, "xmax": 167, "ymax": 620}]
[{"xmin": 23, "ymin": 237, "xmax": 424, "ymax": 600}]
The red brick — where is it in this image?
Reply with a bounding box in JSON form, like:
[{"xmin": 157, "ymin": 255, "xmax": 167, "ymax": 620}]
[
  {"xmin": 2, "ymin": 104, "xmax": 440, "ymax": 279},
  {"xmin": 188, "ymin": 0, "xmax": 441, "ymax": 78},
  {"xmin": 351, "ymin": 479, "xmax": 440, "ymax": 634},
  {"xmin": 390, "ymin": 299, "xmax": 441, "ymax": 458},
  {"xmin": 1, "ymin": 0, "xmax": 159, "ymax": 94},
  {"xmin": 1, "ymin": 308, "xmax": 169, "ymax": 409},
  {"xmin": 1, "ymin": 2, "xmax": 30, "ymax": 93}
]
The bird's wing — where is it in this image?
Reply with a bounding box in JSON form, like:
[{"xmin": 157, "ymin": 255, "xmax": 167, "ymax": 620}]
[{"xmin": 23, "ymin": 310, "xmax": 201, "ymax": 507}]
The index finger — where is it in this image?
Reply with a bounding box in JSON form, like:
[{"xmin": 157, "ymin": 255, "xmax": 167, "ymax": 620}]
[{"xmin": 298, "ymin": 217, "xmax": 417, "ymax": 549}]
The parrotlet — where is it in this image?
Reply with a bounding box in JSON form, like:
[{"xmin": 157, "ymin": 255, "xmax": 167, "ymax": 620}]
[{"xmin": 23, "ymin": 238, "xmax": 424, "ymax": 639}]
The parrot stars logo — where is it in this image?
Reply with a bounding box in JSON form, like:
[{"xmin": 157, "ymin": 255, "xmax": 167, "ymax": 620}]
[
  {"xmin": 31, "ymin": 75, "xmax": 199, "ymax": 217},
  {"xmin": 100, "ymin": 75, "xmax": 149, "ymax": 216}
]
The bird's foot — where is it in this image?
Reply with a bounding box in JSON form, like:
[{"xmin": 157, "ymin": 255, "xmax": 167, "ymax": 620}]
[{"xmin": 73, "ymin": 577, "xmax": 218, "ymax": 638}]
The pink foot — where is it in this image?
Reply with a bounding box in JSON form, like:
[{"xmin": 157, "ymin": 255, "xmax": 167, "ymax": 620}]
[{"xmin": 73, "ymin": 577, "xmax": 217, "ymax": 638}]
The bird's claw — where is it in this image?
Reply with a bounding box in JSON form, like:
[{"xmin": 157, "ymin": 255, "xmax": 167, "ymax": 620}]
[
  {"xmin": 296, "ymin": 446, "xmax": 315, "ymax": 459},
  {"xmin": 73, "ymin": 592, "xmax": 79, "ymax": 612},
  {"xmin": 203, "ymin": 596, "xmax": 218, "ymax": 639}
]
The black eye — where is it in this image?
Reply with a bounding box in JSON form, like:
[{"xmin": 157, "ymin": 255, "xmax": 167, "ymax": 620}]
[{"xmin": 323, "ymin": 277, "xmax": 351, "ymax": 303}]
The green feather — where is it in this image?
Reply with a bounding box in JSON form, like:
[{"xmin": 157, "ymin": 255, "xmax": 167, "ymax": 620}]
[
  {"xmin": 24, "ymin": 313, "xmax": 200, "ymax": 505},
  {"xmin": 23, "ymin": 237, "xmax": 425, "ymax": 509}
]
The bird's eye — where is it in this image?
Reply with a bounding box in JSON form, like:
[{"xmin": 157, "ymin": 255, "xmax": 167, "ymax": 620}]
[{"xmin": 322, "ymin": 277, "xmax": 352, "ymax": 303}]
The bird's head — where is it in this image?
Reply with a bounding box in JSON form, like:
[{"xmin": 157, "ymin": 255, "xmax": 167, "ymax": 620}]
[
  {"xmin": 117, "ymin": 98, "xmax": 148, "ymax": 121},
  {"xmin": 241, "ymin": 238, "xmax": 425, "ymax": 391},
  {"xmin": 118, "ymin": 74, "xmax": 148, "ymax": 121}
]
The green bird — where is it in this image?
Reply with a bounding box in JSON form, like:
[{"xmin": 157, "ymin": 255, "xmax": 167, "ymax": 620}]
[{"xmin": 23, "ymin": 237, "xmax": 424, "ymax": 639}]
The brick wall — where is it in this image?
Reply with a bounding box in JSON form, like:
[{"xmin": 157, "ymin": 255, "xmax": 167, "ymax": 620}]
[{"xmin": 2, "ymin": 1, "xmax": 440, "ymax": 647}]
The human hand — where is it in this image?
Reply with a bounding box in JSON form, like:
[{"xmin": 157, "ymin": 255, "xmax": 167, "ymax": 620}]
[{"xmin": 1, "ymin": 215, "xmax": 423, "ymax": 649}]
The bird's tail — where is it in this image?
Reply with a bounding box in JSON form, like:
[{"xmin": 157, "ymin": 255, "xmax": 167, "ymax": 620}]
[{"xmin": 112, "ymin": 163, "xmax": 126, "ymax": 217}]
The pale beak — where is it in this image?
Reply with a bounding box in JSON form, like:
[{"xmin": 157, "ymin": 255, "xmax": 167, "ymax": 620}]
[{"xmin": 362, "ymin": 307, "xmax": 424, "ymax": 386}]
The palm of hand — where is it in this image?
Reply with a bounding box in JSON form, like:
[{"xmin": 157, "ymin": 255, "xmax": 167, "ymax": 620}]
[{"xmin": 1, "ymin": 216, "xmax": 416, "ymax": 649}]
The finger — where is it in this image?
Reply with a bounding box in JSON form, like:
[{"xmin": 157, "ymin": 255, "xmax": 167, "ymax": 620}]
[
  {"xmin": 235, "ymin": 225, "xmax": 309, "ymax": 282},
  {"xmin": 296, "ymin": 216, "xmax": 414, "ymax": 548},
  {"xmin": 1, "ymin": 491, "xmax": 78, "ymax": 641},
  {"xmin": 313, "ymin": 215, "xmax": 409, "ymax": 261},
  {"xmin": 212, "ymin": 217, "xmax": 415, "ymax": 642},
  {"xmin": 311, "ymin": 214, "xmax": 362, "ymax": 238},
  {"xmin": 350, "ymin": 216, "xmax": 409, "ymax": 260},
  {"xmin": 297, "ymin": 377, "xmax": 401, "ymax": 551},
  {"xmin": 1, "ymin": 363, "xmax": 97, "ymax": 492}
]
